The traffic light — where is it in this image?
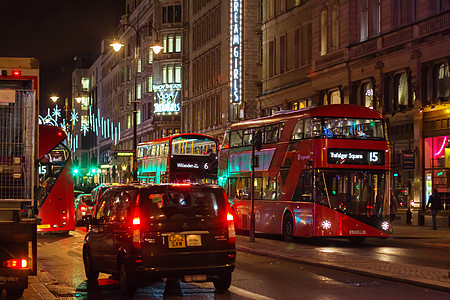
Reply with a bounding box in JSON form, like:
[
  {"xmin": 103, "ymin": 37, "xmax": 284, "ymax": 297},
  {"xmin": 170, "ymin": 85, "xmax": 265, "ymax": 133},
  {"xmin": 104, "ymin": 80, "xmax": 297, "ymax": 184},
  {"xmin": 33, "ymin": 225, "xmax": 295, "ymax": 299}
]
[
  {"xmin": 91, "ymin": 167, "xmax": 97, "ymax": 174},
  {"xmin": 254, "ymin": 130, "xmax": 263, "ymax": 151},
  {"xmin": 73, "ymin": 168, "xmax": 80, "ymax": 175}
]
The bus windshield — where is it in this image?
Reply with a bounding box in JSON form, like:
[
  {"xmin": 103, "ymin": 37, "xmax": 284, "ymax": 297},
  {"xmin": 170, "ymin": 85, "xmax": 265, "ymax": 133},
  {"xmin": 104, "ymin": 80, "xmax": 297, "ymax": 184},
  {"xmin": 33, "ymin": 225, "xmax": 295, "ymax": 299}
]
[
  {"xmin": 315, "ymin": 169, "xmax": 387, "ymax": 217},
  {"xmin": 323, "ymin": 118, "xmax": 385, "ymax": 140},
  {"xmin": 172, "ymin": 136, "xmax": 217, "ymax": 155}
]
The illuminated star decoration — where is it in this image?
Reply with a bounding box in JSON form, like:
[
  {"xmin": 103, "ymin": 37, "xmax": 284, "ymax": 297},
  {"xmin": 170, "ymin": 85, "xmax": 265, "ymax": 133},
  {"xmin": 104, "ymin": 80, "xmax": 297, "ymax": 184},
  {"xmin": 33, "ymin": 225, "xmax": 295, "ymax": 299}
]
[
  {"xmin": 70, "ymin": 109, "xmax": 78, "ymax": 124},
  {"xmin": 52, "ymin": 105, "xmax": 61, "ymax": 120},
  {"xmin": 81, "ymin": 123, "xmax": 89, "ymax": 136}
]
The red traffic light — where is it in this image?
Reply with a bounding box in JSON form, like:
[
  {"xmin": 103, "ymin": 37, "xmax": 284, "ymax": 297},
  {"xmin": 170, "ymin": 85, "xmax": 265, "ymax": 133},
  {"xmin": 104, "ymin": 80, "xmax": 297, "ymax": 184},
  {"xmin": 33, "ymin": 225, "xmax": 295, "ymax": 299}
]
[{"xmin": 12, "ymin": 70, "xmax": 21, "ymax": 76}]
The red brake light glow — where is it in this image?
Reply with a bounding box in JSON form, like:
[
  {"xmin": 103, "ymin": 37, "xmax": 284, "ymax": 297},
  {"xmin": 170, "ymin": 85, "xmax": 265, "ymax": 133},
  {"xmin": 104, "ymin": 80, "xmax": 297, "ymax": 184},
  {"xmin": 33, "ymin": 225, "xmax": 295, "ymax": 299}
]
[
  {"xmin": 227, "ymin": 213, "xmax": 234, "ymax": 221},
  {"xmin": 132, "ymin": 217, "xmax": 140, "ymax": 225},
  {"xmin": 3, "ymin": 259, "xmax": 27, "ymax": 269},
  {"xmin": 12, "ymin": 70, "xmax": 21, "ymax": 76}
]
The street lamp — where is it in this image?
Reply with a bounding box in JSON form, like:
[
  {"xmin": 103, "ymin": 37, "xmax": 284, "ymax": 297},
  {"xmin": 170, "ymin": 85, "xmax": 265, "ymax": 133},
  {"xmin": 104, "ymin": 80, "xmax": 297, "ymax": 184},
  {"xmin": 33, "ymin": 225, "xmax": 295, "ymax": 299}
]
[
  {"xmin": 110, "ymin": 22, "xmax": 162, "ymax": 182},
  {"xmin": 50, "ymin": 95, "xmax": 69, "ymax": 127}
]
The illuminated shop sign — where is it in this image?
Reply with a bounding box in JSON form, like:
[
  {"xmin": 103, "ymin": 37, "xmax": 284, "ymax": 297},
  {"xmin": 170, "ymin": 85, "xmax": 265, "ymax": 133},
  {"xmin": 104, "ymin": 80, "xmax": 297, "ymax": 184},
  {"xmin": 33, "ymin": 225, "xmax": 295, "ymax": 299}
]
[
  {"xmin": 153, "ymin": 84, "xmax": 181, "ymax": 114},
  {"xmin": 229, "ymin": 0, "xmax": 241, "ymax": 104},
  {"xmin": 327, "ymin": 149, "xmax": 384, "ymax": 165}
]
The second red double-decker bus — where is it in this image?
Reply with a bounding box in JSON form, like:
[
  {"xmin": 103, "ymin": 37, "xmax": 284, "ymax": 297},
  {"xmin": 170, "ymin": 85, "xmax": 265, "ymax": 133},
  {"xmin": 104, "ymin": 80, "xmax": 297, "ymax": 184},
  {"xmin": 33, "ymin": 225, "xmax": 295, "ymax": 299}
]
[
  {"xmin": 137, "ymin": 133, "xmax": 218, "ymax": 184},
  {"xmin": 36, "ymin": 125, "xmax": 75, "ymax": 233},
  {"xmin": 218, "ymin": 104, "xmax": 391, "ymax": 243}
]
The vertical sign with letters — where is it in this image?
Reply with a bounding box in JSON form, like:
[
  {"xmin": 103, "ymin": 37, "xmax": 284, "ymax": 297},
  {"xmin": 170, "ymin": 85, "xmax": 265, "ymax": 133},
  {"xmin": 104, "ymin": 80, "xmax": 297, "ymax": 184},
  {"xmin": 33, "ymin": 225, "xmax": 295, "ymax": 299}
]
[{"xmin": 230, "ymin": 0, "xmax": 242, "ymax": 104}]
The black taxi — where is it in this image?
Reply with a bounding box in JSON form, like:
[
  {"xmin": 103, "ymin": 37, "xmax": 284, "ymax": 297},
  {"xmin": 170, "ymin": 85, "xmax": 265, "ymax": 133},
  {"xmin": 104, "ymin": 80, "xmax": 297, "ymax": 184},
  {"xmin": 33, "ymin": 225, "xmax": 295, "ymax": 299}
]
[{"xmin": 83, "ymin": 183, "xmax": 235, "ymax": 294}]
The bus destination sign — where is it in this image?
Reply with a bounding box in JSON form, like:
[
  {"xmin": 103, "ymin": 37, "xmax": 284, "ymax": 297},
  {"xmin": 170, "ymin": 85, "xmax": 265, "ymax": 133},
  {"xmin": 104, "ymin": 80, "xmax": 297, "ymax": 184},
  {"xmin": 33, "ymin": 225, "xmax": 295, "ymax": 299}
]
[{"xmin": 327, "ymin": 149, "xmax": 384, "ymax": 165}]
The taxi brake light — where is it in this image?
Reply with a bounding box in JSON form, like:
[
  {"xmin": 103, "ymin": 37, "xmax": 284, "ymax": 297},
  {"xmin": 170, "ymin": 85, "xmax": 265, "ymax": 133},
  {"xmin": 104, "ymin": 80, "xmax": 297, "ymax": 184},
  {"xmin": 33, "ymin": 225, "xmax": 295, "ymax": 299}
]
[
  {"xmin": 227, "ymin": 213, "xmax": 234, "ymax": 221},
  {"xmin": 12, "ymin": 70, "xmax": 21, "ymax": 76}
]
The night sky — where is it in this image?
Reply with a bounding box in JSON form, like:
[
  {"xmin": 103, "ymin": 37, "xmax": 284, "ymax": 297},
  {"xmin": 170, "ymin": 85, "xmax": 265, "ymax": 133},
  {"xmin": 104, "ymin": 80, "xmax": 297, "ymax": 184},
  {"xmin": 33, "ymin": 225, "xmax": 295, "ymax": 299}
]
[{"xmin": 0, "ymin": 0, "xmax": 124, "ymax": 113}]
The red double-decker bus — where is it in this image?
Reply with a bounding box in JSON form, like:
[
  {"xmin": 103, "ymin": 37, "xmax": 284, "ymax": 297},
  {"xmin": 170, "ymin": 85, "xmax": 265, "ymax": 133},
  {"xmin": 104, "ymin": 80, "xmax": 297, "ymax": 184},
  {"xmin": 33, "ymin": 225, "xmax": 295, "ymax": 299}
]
[
  {"xmin": 218, "ymin": 104, "xmax": 391, "ymax": 243},
  {"xmin": 137, "ymin": 133, "xmax": 218, "ymax": 184},
  {"xmin": 36, "ymin": 125, "xmax": 75, "ymax": 233}
]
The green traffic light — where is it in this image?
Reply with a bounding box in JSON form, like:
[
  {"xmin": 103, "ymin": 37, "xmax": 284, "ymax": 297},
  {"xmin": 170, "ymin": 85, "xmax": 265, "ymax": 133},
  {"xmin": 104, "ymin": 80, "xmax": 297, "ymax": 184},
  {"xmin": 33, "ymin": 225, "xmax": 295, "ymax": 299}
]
[
  {"xmin": 73, "ymin": 168, "xmax": 79, "ymax": 175},
  {"xmin": 91, "ymin": 168, "xmax": 97, "ymax": 174}
]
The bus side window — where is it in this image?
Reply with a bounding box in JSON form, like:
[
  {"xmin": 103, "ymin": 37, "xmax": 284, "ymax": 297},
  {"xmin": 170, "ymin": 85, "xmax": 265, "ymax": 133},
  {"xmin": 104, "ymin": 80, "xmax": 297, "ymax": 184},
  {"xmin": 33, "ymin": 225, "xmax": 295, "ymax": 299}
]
[
  {"xmin": 222, "ymin": 131, "xmax": 230, "ymax": 148},
  {"xmin": 292, "ymin": 170, "xmax": 312, "ymax": 202},
  {"xmin": 230, "ymin": 130, "xmax": 243, "ymax": 147},
  {"xmin": 243, "ymin": 129, "xmax": 252, "ymax": 146},
  {"xmin": 311, "ymin": 118, "xmax": 322, "ymax": 137},
  {"xmin": 304, "ymin": 118, "xmax": 311, "ymax": 139},
  {"xmin": 291, "ymin": 119, "xmax": 304, "ymax": 140},
  {"xmin": 228, "ymin": 178, "xmax": 237, "ymax": 199},
  {"xmin": 277, "ymin": 169, "xmax": 289, "ymax": 199}
]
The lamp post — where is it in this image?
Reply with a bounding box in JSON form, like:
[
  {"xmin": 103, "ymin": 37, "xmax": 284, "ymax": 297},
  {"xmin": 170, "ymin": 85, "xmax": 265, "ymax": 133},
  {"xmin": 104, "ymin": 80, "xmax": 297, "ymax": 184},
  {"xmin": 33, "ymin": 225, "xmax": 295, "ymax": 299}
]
[{"xmin": 110, "ymin": 22, "xmax": 162, "ymax": 182}]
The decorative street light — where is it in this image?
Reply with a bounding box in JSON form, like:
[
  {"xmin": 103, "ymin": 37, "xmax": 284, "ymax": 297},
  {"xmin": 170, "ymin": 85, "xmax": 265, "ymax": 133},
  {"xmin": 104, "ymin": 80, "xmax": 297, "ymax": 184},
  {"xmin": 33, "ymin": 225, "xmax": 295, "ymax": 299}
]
[
  {"xmin": 50, "ymin": 95, "xmax": 69, "ymax": 127},
  {"xmin": 110, "ymin": 22, "xmax": 162, "ymax": 182}
]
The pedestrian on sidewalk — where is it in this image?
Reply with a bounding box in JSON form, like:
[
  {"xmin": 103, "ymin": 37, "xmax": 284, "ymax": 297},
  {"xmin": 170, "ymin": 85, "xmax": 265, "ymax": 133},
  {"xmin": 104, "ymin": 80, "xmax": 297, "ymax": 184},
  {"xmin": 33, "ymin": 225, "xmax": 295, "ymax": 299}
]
[
  {"xmin": 389, "ymin": 190, "xmax": 398, "ymax": 223},
  {"xmin": 427, "ymin": 188, "xmax": 442, "ymax": 230}
]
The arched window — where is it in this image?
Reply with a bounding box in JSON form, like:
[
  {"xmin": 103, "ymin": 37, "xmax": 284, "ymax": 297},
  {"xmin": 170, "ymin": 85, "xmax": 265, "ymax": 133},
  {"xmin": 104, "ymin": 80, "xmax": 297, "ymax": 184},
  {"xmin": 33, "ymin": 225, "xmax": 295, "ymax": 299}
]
[
  {"xmin": 362, "ymin": 82, "xmax": 374, "ymax": 109},
  {"xmin": 330, "ymin": 90, "xmax": 341, "ymax": 104},
  {"xmin": 395, "ymin": 73, "xmax": 409, "ymax": 108},
  {"xmin": 437, "ymin": 62, "xmax": 450, "ymax": 99},
  {"xmin": 320, "ymin": 10, "xmax": 328, "ymax": 55},
  {"xmin": 384, "ymin": 76, "xmax": 394, "ymax": 112}
]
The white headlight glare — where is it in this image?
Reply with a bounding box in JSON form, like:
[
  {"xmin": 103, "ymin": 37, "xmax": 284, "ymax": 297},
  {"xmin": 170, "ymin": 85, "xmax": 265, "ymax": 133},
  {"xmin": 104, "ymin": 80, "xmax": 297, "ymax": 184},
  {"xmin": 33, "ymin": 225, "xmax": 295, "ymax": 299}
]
[
  {"xmin": 321, "ymin": 220, "xmax": 331, "ymax": 229},
  {"xmin": 381, "ymin": 221, "xmax": 390, "ymax": 231}
]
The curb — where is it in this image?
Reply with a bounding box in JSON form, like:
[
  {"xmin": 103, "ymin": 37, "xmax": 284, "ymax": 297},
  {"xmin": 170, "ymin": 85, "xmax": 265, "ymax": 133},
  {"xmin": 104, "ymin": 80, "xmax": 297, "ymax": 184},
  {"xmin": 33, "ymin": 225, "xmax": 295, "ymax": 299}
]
[
  {"xmin": 237, "ymin": 245, "xmax": 450, "ymax": 293},
  {"xmin": 25, "ymin": 276, "xmax": 56, "ymax": 300}
]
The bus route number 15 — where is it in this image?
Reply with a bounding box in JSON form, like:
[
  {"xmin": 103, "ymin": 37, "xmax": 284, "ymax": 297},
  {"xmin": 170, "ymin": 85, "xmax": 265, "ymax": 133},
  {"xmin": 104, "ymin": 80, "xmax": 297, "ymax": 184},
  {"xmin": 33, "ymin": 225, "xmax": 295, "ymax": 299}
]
[{"xmin": 369, "ymin": 152, "xmax": 379, "ymax": 163}]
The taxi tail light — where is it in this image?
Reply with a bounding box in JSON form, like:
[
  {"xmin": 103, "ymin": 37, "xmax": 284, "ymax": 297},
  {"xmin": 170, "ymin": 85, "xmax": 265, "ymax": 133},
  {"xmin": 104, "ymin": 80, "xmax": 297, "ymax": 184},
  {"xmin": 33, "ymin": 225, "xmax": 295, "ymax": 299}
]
[
  {"xmin": 224, "ymin": 191, "xmax": 235, "ymax": 244},
  {"xmin": 80, "ymin": 205, "xmax": 87, "ymax": 212},
  {"xmin": 132, "ymin": 194, "xmax": 141, "ymax": 249},
  {"xmin": 3, "ymin": 259, "xmax": 27, "ymax": 269}
]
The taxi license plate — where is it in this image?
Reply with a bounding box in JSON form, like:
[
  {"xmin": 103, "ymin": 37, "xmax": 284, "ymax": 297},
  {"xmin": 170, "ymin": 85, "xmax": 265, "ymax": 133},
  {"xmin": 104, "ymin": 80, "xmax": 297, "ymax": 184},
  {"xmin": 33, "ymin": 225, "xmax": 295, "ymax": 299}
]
[
  {"xmin": 168, "ymin": 235, "xmax": 186, "ymax": 248},
  {"xmin": 349, "ymin": 230, "xmax": 366, "ymax": 235}
]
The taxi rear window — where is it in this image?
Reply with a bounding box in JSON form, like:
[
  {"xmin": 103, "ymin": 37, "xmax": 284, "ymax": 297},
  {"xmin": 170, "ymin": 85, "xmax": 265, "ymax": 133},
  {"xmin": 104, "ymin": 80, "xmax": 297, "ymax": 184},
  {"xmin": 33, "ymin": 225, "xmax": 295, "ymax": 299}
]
[{"xmin": 141, "ymin": 186, "xmax": 226, "ymax": 220}]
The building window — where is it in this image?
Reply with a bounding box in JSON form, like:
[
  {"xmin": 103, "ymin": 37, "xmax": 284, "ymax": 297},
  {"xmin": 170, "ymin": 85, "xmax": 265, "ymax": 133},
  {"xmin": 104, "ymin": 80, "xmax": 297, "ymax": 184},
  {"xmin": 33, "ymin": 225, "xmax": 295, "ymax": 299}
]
[
  {"xmin": 437, "ymin": 62, "xmax": 450, "ymax": 99},
  {"xmin": 331, "ymin": 5, "xmax": 339, "ymax": 49},
  {"xmin": 148, "ymin": 76, "xmax": 153, "ymax": 92},
  {"xmin": 162, "ymin": 65, "xmax": 167, "ymax": 84},
  {"xmin": 175, "ymin": 34, "xmax": 181, "ymax": 52},
  {"xmin": 168, "ymin": 34, "xmax": 174, "ymax": 53},
  {"xmin": 269, "ymin": 40, "xmax": 274, "ymax": 77},
  {"xmin": 175, "ymin": 64, "xmax": 181, "ymax": 83},
  {"xmin": 361, "ymin": 0, "xmax": 381, "ymax": 42},
  {"xmin": 396, "ymin": 73, "xmax": 409, "ymax": 107},
  {"xmin": 137, "ymin": 58, "xmax": 142, "ymax": 73},
  {"xmin": 320, "ymin": 10, "xmax": 328, "ymax": 56},
  {"xmin": 280, "ymin": 35, "xmax": 286, "ymax": 73},
  {"xmin": 137, "ymin": 83, "xmax": 142, "ymax": 100},
  {"xmin": 162, "ymin": 5, "xmax": 182, "ymax": 24},
  {"xmin": 148, "ymin": 47, "xmax": 153, "ymax": 64},
  {"xmin": 301, "ymin": 23, "xmax": 312, "ymax": 65},
  {"xmin": 393, "ymin": 0, "xmax": 415, "ymax": 28},
  {"xmin": 330, "ymin": 90, "xmax": 341, "ymax": 104},
  {"xmin": 137, "ymin": 109, "xmax": 141, "ymax": 125},
  {"xmin": 81, "ymin": 78, "xmax": 89, "ymax": 91},
  {"xmin": 168, "ymin": 65, "xmax": 174, "ymax": 84},
  {"xmin": 362, "ymin": 82, "xmax": 374, "ymax": 109},
  {"xmin": 294, "ymin": 28, "xmax": 300, "ymax": 68},
  {"xmin": 290, "ymin": 99, "xmax": 311, "ymax": 110}
]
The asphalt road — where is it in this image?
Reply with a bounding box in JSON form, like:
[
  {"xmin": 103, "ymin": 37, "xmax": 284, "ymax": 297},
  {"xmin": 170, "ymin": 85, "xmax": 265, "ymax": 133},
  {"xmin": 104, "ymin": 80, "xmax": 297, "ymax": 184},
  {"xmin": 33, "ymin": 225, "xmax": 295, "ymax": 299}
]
[{"xmin": 35, "ymin": 228, "xmax": 449, "ymax": 299}]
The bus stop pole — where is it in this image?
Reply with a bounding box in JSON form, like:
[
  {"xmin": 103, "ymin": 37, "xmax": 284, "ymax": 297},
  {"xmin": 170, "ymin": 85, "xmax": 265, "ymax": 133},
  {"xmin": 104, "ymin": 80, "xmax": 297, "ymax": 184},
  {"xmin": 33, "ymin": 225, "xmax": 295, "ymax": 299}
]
[{"xmin": 250, "ymin": 130, "xmax": 256, "ymax": 242}]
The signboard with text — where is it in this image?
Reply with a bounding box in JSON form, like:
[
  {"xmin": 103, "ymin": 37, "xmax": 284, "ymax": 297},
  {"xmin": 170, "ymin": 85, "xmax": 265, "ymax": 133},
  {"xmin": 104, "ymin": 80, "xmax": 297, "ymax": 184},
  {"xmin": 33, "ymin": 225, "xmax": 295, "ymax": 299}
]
[
  {"xmin": 153, "ymin": 83, "xmax": 181, "ymax": 114},
  {"xmin": 327, "ymin": 149, "xmax": 384, "ymax": 165}
]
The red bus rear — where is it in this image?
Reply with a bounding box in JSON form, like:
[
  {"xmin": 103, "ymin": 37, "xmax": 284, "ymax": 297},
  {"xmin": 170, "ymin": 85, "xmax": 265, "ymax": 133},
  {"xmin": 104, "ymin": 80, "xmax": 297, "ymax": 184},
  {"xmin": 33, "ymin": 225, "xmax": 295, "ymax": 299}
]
[
  {"xmin": 218, "ymin": 104, "xmax": 391, "ymax": 242},
  {"xmin": 36, "ymin": 125, "xmax": 75, "ymax": 233}
]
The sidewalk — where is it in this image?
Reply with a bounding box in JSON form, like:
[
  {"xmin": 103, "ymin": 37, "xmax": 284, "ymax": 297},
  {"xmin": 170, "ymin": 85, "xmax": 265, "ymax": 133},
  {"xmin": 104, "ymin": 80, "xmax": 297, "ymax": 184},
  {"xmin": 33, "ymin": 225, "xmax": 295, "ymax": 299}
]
[{"xmin": 236, "ymin": 224, "xmax": 450, "ymax": 293}]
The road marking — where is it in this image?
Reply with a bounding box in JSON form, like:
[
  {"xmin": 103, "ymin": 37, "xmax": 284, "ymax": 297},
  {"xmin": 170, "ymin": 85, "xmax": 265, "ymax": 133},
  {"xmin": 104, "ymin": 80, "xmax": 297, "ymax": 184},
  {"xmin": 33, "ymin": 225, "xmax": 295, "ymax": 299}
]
[{"xmin": 229, "ymin": 286, "xmax": 275, "ymax": 300}]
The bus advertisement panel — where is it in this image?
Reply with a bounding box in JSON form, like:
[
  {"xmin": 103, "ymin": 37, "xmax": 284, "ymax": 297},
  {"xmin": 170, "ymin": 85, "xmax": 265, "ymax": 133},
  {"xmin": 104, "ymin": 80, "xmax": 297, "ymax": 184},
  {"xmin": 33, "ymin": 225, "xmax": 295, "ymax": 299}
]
[
  {"xmin": 138, "ymin": 133, "xmax": 218, "ymax": 184},
  {"xmin": 218, "ymin": 104, "xmax": 391, "ymax": 243}
]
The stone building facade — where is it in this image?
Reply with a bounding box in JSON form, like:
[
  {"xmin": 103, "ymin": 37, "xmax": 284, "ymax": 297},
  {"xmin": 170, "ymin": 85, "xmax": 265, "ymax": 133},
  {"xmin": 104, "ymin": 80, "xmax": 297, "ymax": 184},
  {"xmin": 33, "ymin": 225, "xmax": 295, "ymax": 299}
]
[{"xmin": 259, "ymin": 0, "xmax": 450, "ymax": 223}]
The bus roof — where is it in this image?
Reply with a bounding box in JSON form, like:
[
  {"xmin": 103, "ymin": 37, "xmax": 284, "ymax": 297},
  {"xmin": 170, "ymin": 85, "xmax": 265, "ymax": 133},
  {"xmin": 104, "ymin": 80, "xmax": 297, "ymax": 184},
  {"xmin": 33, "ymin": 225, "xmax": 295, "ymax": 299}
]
[
  {"xmin": 138, "ymin": 133, "xmax": 217, "ymax": 147},
  {"xmin": 228, "ymin": 104, "xmax": 384, "ymax": 131}
]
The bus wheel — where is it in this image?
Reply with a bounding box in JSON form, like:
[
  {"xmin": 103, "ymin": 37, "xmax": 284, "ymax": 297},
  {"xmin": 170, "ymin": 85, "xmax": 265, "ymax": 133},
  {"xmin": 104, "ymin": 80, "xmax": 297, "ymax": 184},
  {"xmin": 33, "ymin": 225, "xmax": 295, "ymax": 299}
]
[
  {"xmin": 348, "ymin": 237, "xmax": 366, "ymax": 245},
  {"xmin": 283, "ymin": 213, "xmax": 294, "ymax": 242}
]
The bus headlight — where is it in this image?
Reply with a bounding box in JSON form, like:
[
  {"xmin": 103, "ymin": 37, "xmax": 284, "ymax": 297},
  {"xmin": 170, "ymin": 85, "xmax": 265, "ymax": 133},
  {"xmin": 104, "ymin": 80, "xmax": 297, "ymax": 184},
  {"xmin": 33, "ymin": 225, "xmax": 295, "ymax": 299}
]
[
  {"xmin": 381, "ymin": 221, "xmax": 389, "ymax": 231},
  {"xmin": 321, "ymin": 220, "xmax": 331, "ymax": 229}
]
